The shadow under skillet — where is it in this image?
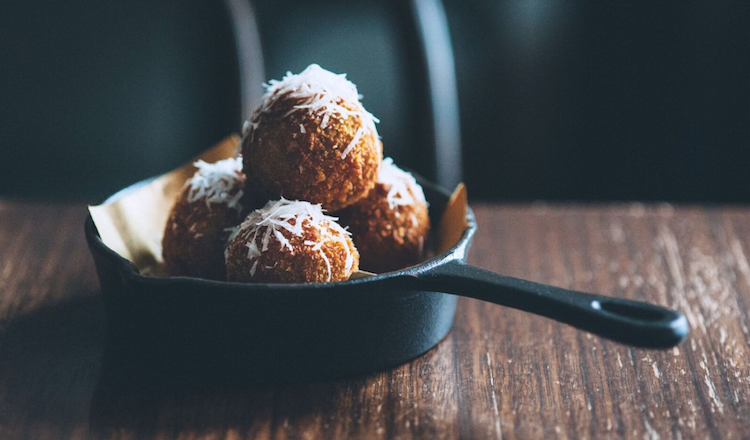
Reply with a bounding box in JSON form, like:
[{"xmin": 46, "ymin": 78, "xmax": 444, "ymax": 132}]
[
  {"xmin": 0, "ymin": 288, "xmax": 409, "ymax": 437},
  {"xmin": 89, "ymin": 352, "xmax": 350, "ymax": 436},
  {"xmin": 0, "ymin": 294, "xmax": 105, "ymax": 436},
  {"xmin": 88, "ymin": 320, "xmax": 420, "ymax": 437}
]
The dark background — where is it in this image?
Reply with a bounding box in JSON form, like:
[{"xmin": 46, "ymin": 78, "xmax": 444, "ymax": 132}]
[
  {"xmin": 448, "ymin": 1, "xmax": 750, "ymax": 202},
  {"xmin": 1, "ymin": 0, "xmax": 749, "ymax": 202}
]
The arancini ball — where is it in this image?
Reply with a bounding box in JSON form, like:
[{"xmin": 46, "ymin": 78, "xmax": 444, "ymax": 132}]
[
  {"xmin": 162, "ymin": 157, "xmax": 247, "ymax": 280},
  {"xmin": 241, "ymin": 64, "xmax": 381, "ymax": 212},
  {"xmin": 337, "ymin": 158, "xmax": 430, "ymax": 274},
  {"xmin": 225, "ymin": 198, "xmax": 359, "ymax": 283}
]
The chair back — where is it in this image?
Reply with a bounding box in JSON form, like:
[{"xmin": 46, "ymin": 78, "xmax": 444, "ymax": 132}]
[{"xmin": 0, "ymin": 0, "xmax": 461, "ymax": 199}]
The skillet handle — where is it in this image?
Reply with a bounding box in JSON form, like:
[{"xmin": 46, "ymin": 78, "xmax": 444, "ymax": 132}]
[{"xmin": 416, "ymin": 262, "xmax": 688, "ymax": 348}]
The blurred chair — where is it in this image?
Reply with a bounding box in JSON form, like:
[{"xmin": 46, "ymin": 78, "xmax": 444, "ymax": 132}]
[
  {"xmin": 0, "ymin": 0, "xmax": 462, "ymax": 200},
  {"xmin": 248, "ymin": 0, "xmax": 461, "ymax": 190}
]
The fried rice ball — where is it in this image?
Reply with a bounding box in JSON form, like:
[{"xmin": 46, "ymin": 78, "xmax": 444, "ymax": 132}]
[
  {"xmin": 225, "ymin": 198, "xmax": 359, "ymax": 283},
  {"xmin": 162, "ymin": 157, "xmax": 248, "ymax": 280},
  {"xmin": 337, "ymin": 158, "xmax": 430, "ymax": 274},
  {"xmin": 242, "ymin": 64, "xmax": 382, "ymax": 212}
]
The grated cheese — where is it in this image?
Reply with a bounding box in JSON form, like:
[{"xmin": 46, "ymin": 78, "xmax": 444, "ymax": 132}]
[
  {"xmin": 226, "ymin": 198, "xmax": 354, "ymax": 281},
  {"xmin": 342, "ymin": 126, "xmax": 365, "ymax": 159},
  {"xmin": 378, "ymin": 158, "xmax": 428, "ymax": 210},
  {"xmin": 185, "ymin": 157, "xmax": 245, "ymax": 211},
  {"xmin": 242, "ymin": 120, "xmax": 252, "ymax": 137},
  {"xmin": 243, "ymin": 64, "xmax": 379, "ymax": 158},
  {"xmin": 238, "ymin": 121, "xmax": 252, "ymax": 155}
]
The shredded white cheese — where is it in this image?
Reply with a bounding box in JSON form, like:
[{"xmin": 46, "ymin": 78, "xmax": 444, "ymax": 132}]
[
  {"xmin": 226, "ymin": 198, "xmax": 354, "ymax": 281},
  {"xmin": 378, "ymin": 158, "xmax": 428, "ymax": 210},
  {"xmin": 342, "ymin": 126, "xmax": 366, "ymax": 159},
  {"xmin": 243, "ymin": 64, "xmax": 379, "ymax": 158},
  {"xmin": 185, "ymin": 157, "xmax": 245, "ymax": 211}
]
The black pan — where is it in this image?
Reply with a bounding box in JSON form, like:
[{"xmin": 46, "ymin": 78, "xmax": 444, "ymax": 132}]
[{"xmin": 85, "ymin": 178, "xmax": 688, "ymax": 382}]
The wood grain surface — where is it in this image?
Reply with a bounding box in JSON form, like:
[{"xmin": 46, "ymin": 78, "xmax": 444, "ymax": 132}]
[{"xmin": 1, "ymin": 201, "xmax": 749, "ymax": 439}]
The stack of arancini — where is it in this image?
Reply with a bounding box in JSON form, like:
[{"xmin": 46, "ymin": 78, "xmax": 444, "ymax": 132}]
[{"xmin": 163, "ymin": 64, "xmax": 431, "ymax": 283}]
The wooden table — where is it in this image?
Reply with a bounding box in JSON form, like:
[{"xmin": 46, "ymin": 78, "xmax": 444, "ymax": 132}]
[{"xmin": 1, "ymin": 201, "xmax": 749, "ymax": 440}]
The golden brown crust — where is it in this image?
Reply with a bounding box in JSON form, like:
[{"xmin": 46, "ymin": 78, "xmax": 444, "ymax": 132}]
[
  {"xmin": 243, "ymin": 97, "xmax": 381, "ymax": 212},
  {"xmin": 162, "ymin": 184, "xmax": 247, "ymax": 280},
  {"xmin": 225, "ymin": 219, "xmax": 359, "ymax": 283},
  {"xmin": 337, "ymin": 182, "xmax": 430, "ymax": 274}
]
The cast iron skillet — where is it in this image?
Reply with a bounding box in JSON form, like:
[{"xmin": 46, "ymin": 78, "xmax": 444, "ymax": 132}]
[{"xmin": 85, "ymin": 178, "xmax": 688, "ymax": 381}]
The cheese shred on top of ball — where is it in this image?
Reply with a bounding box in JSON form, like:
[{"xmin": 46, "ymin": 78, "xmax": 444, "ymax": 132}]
[
  {"xmin": 378, "ymin": 158, "xmax": 428, "ymax": 210},
  {"xmin": 185, "ymin": 157, "xmax": 245, "ymax": 211}
]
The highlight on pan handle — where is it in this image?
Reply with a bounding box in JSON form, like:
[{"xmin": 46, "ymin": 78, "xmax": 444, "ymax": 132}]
[{"xmin": 415, "ymin": 262, "xmax": 689, "ymax": 349}]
